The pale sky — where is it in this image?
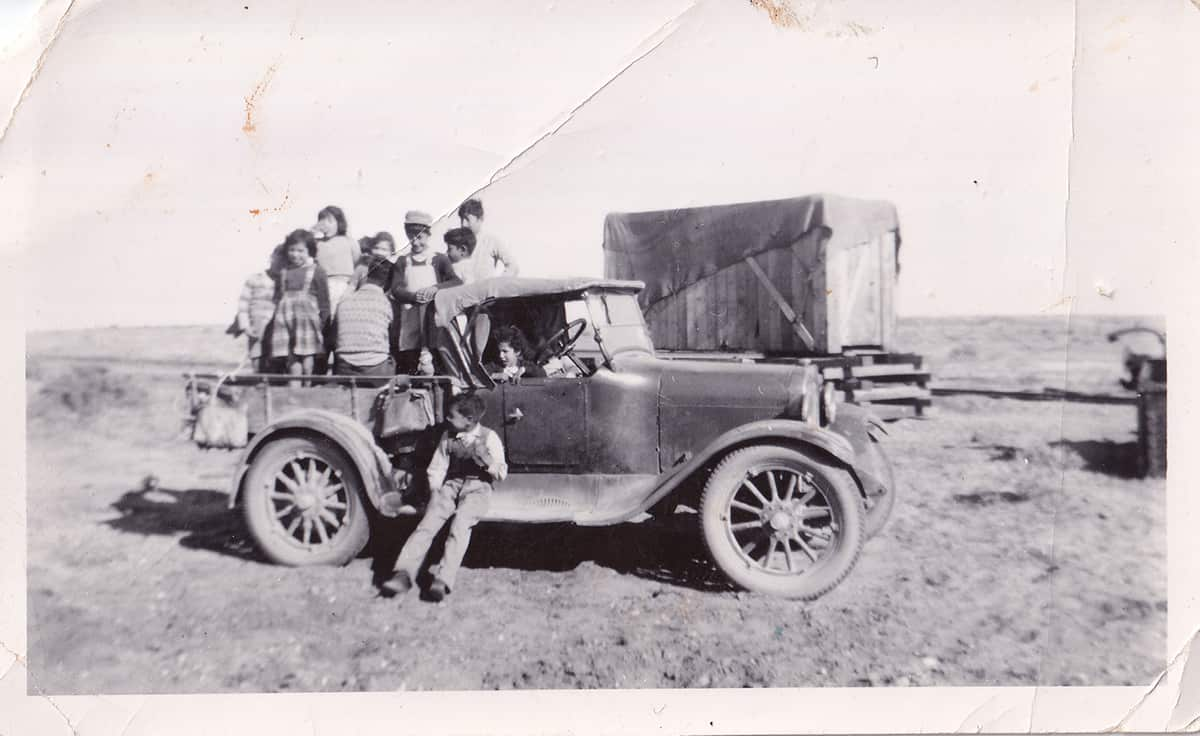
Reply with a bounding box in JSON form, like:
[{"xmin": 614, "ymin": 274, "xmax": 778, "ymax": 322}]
[
  {"xmin": 0, "ymin": 2, "xmax": 36, "ymax": 50},
  {"xmin": 2, "ymin": 0, "xmax": 1196, "ymax": 330}
]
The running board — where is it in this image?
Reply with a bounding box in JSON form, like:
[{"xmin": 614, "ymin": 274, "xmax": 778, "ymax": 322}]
[{"xmin": 483, "ymin": 473, "xmax": 660, "ymax": 524}]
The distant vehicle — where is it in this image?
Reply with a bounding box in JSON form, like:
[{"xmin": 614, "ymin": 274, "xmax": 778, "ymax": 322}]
[
  {"xmin": 1108, "ymin": 326, "xmax": 1167, "ymax": 478},
  {"xmin": 187, "ymin": 277, "xmax": 895, "ymax": 599}
]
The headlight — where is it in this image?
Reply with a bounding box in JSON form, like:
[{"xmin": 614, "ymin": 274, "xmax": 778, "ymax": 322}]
[
  {"xmin": 799, "ymin": 384, "xmax": 813, "ymax": 423},
  {"xmin": 821, "ymin": 380, "xmax": 838, "ymax": 424},
  {"xmin": 791, "ymin": 364, "xmax": 820, "ymax": 425}
]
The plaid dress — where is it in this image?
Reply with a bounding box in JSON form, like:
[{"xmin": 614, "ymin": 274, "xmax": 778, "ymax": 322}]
[{"xmin": 271, "ymin": 263, "xmax": 326, "ymax": 358}]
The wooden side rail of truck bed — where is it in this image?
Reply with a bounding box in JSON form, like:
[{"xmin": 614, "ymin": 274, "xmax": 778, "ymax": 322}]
[{"xmin": 184, "ymin": 372, "xmax": 457, "ymax": 437}]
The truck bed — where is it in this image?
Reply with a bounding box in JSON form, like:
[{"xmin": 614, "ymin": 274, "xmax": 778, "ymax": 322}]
[{"xmin": 184, "ymin": 373, "xmax": 453, "ymax": 437}]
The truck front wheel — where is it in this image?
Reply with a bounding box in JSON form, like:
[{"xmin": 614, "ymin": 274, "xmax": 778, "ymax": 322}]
[
  {"xmin": 699, "ymin": 445, "xmax": 864, "ymax": 600},
  {"xmin": 242, "ymin": 436, "xmax": 371, "ymax": 566}
]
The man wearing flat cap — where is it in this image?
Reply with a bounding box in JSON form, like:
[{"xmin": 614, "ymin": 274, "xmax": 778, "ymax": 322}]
[{"xmin": 389, "ymin": 210, "xmax": 461, "ymax": 373}]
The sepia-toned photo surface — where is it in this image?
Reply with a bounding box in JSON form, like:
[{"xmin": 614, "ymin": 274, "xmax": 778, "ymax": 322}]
[{"xmin": 3, "ymin": 0, "xmax": 1198, "ymax": 733}]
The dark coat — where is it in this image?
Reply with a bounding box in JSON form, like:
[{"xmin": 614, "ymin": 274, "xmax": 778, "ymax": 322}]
[
  {"xmin": 486, "ymin": 361, "xmax": 548, "ymax": 382},
  {"xmin": 388, "ymin": 253, "xmax": 461, "ymax": 304}
]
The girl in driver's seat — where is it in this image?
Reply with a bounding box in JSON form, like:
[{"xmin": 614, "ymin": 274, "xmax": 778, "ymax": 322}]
[{"xmin": 488, "ymin": 325, "xmax": 545, "ymax": 383}]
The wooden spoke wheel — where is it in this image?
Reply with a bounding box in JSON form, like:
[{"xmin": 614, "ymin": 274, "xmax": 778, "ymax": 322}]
[
  {"xmin": 700, "ymin": 445, "xmax": 864, "ymax": 599},
  {"xmin": 242, "ymin": 436, "xmax": 370, "ymax": 566}
]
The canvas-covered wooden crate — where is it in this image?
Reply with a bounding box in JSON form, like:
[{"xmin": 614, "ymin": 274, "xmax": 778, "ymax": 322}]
[{"xmin": 602, "ymin": 194, "xmax": 901, "ymax": 355}]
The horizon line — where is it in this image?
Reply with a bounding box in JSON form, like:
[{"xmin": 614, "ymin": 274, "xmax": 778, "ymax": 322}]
[{"xmin": 24, "ymin": 311, "xmax": 1167, "ymax": 336}]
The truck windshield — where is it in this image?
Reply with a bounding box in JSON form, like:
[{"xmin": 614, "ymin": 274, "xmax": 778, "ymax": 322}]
[{"xmin": 584, "ymin": 292, "xmax": 654, "ymax": 361}]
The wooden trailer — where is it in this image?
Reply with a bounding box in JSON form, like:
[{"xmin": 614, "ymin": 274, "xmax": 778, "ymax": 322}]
[{"xmin": 602, "ymin": 194, "xmax": 930, "ymax": 417}]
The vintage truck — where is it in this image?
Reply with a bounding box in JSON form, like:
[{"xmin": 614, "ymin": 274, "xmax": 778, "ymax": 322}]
[{"xmin": 187, "ymin": 276, "xmax": 894, "ymax": 600}]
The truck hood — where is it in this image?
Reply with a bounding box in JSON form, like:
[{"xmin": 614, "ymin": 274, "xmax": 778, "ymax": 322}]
[
  {"xmin": 617, "ymin": 355, "xmax": 811, "ymax": 471},
  {"xmin": 654, "ymin": 357, "xmax": 803, "ymax": 414},
  {"xmin": 612, "ymin": 354, "xmax": 874, "ymax": 474}
]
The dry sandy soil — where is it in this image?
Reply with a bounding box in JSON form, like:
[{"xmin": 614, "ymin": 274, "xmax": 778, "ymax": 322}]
[{"xmin": 25, "ymin": 315, "xmax": 1166, "ymax": 693}]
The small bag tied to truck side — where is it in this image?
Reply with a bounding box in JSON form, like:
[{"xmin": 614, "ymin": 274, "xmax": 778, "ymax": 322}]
[{"xmin": 186, "ymin": 375, "xmax": 249, "ymax": 449}]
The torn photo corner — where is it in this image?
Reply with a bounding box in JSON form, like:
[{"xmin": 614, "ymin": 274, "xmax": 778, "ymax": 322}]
[{"xmin": 3, "ymin": 0, "xmax": 1199, "ymax": 734}]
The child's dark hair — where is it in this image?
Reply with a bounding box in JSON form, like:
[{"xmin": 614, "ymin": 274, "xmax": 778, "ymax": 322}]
[
  {"xmin": 448, "ymin": 392, "xmax": 486, "ymax": 422},
  {"xmin": 364, "ymin": 256, "xmax": 391, "ymax": 287},
  {"xmin": 444, "ymin": 227, "xmax": 477, "ymax": 255},
  {"xmin": 358, "ymin": 235, "xmax": 374, "ymax": 255},
  {"xmin": 493, "ymin": 325, "xmax": 531, "ymax": 361},
  {"xmin": 404, "ymin": 223, "xmax": 429, "ymax": 241},
  {"xmin": 374, "ymin": 231, "xmax": 396, "ymax": 252},
  {"xmin": 457, "ymin": 198, "xmax": 484, "ymax": 221},
  {"xmin": 318, "ymin": 205, "xmax": 348, "ymax": 236},
  {"xmin": 284, "ymin": 228, "xmax": 318, "ymax": 258}
]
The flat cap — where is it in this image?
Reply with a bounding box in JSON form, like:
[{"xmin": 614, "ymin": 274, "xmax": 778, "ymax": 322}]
[{"xmin": 404, "ymin": 210, "xmax": 433, "ymax": 228}]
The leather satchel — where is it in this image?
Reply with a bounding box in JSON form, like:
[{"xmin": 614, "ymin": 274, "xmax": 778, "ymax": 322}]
[{"xmin": 373, "ymin": 385, "xmax": 435, "ymax": 440}]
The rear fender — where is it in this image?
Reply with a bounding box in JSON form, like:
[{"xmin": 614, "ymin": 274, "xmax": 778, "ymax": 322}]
[
  {"xmin": 639, "ymin": 419, "xmax": 856, "ymax": 515},
  {"xmin": 228, "ymin": 409, "xmax": 398, "ymax": 513}
]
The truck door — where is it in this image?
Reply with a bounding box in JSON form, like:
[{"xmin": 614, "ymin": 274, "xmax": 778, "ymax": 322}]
[{"xmin": 500, "ymin": 377, "xmax": 587, "ymax": 472}]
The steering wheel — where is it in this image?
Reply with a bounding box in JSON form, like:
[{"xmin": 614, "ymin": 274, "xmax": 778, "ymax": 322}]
[{"xmin": 535, "ymin": 318, "xmax": 588, "ymax": 363}]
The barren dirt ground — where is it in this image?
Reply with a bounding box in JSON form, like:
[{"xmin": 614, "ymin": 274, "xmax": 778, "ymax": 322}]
[{"xmin": 25, "ymin": 316, "xmax": 1166, "ymax": 693}]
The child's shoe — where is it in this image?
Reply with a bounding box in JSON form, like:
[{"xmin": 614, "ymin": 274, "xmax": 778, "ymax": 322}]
[
  {"xmin": 380, "ymin": 570, "xmax": 413, "ymax": 597},
  {"xmin": 427, "ymin": 579, "xmax": 449, "ymax": 602}
]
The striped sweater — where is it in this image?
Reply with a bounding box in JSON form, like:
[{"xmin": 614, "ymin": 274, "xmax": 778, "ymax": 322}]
[
  {"xmin": 237, "ymin": 270, "xmax": 277, "ymax": 358},
  {"xmin": 333, "ymin": 283, "xmax": 395, "ymax": 367}
]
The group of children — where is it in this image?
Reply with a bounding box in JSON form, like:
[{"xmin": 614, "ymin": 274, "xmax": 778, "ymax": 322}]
[
  {"xmin": 231, "ymin": 199, "xmax": 521, "ymax": 383},
  {"xmin": 231, "ymin": 200, "xmax": 541, "ymax": 602}
]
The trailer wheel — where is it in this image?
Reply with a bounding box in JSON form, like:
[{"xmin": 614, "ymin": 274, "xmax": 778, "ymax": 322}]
[
  {"xmin": 242, "ymin": 436, "xmax": 370, "ymax": 566},
  {"xmin": 863, "ymin": 437, "xmax": 897, "ymax": 538},
  {"xmin": 699, "ymin": 445, "xmax": 864, "ymax": 600}
]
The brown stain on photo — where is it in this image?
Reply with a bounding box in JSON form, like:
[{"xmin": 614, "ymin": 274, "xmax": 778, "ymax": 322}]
[
  {"xmin": 243, "ymin": 63, "xmax": 279, "ymax": 135},
  {"xmin": 248, "ymin": 190, "xmax": 291, "ymax": 217},
  {"xmin": 748, "ymin": 0, "xmax": 874, "ymax": 36},
  {"xmin": 749, "ymin": 0, "xmax": 803, "ymax": 29}
]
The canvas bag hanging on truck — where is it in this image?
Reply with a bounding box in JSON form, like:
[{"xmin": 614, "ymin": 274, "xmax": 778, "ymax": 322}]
[{"xmin": 186, "ymin": 377, "xmax": 249, "ymax": 449}]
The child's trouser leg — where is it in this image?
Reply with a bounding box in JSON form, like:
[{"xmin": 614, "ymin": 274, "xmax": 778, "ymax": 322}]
[
  {"xmin": 435, "ymin": 479, "xmax": 492, "ymax": 590},
  {"xmin": 471, "ymin": 312, "xmax": 491, "ymax": 362},
  {"xmin": 393, "ymin": 484, "xmax": 457, "ymax": 579}
]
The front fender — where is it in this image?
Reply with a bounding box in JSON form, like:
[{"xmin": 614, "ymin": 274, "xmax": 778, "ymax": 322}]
[
  {"xmin": 640, "ymin": 418, "xmax": 856, "ymax": 514},
  {"xmin": 829, "ymin": 402, "xmax": 891, "ymax": 497},
  {"xmin": 829, "ymin": 402, "xmax": 887, "ymax": 451},
  {"xmin": 227, "ymin": 409, "xmax": 397, "ymax": 513}
]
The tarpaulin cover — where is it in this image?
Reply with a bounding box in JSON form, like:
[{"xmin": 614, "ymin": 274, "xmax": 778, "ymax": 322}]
[{"xmin": 602, "ymin": 194, "xmax": 900, "ymax": 309}]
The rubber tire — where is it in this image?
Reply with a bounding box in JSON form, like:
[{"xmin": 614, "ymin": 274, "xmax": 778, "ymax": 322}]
[
  {"xmin": 242, "ymin": 436, "xmax": 371, "ymax": 567},
  {"xmin": 863, "ymin": 437, "xmax": 897, "ymax": 538},
  {"xmin": 699, "ymin": 444, "xmax": 865, "ymax": 600}
]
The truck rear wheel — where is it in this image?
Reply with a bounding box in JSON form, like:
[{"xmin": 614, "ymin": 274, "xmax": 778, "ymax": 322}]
[
  {"xmin": 242, "ymin": 436, "xmax": 371, "ymax": 566},
  {"xmin": 699, "ymin": 445, "xmax": 864, "ymax": 600}
]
